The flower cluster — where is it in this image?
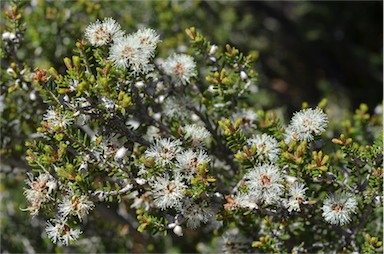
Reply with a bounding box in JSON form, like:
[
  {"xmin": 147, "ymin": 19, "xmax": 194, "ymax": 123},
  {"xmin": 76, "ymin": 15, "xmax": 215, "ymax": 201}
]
[
  {"xmin": 162, "ymin": 53, "xmax": 197, "ymax": 84},
  {"xmin": 175, "ymin": 149, "xmax": 210, "ymax": 180},
  {"xmin": 284, "ymin": 107, "xmax": 328, "ymax": 144},
  {"xmin": 58, "ymin": 194, "xmax": 95, "ymax": 221},
  {"xmin": 85, "ymin": 17, "xmax": 124, "ymax": 46},
  {"xmin": 42, "ymin": 190, "xmax": 95, "ymax": 245},
  {"xmin": 150, "ymin": 173, "xmax": 187, "ymax": 210},
  {"xmin": 23, "ymin": 173, "xmax": 57, "ymax": 216},
  {"xmin": 20, "ymin": 17, "xmax": 382, "ymax": 253},
  {"xmin": 144, "ymin": 138, "xmax": 182, "ymax": 166},
  {"xmin": 182, "ymin": 124, "xmax": 211, "ymax": 147},
  {"xmin": 85, "ymin": 18, "xmax": 162, "ymax": 74},
  {"xmin": 247, "ymin": 133, "xmax": 280, "ymax": 162},
  {"xmin": 43, "ymin": 107, "xmax": 74, "ymax": 130},
  {"xmin": 22, "ymin": 171, "xmax": 94, "ymax": 246},
  {"xmin": 144, "ymin": 129, "xmax": 212, "ymax": 205},
  {"xmin": 322, "ymin": 192, "xmax": 358, "ymax": 225},
  {"xmin": 108, "ymin": 28, "xmax": 160, "ymax": 74},
  {"xmin": 46, "ymin": 218, "xmax": 82, "ymax": 246},
  {"xmin": 244, "ymin": 164, "xmax": 284, "ymax": 205},
  {"xmin": 284, "ymin": 182, "xmax": 307, "ymax": 213}
]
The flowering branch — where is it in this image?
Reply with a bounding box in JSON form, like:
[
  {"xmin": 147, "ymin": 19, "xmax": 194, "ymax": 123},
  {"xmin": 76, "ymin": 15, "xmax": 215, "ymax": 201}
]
[{"xmin": 17, "ymin": 17, "xmax": 383, "ymax": 253}]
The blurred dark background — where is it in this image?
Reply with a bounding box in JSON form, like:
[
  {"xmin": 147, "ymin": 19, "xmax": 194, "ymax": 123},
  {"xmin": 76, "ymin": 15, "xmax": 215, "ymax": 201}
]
[{"xmin": 201, "ymin": 1, "xmax": 383, "ymax": 112}]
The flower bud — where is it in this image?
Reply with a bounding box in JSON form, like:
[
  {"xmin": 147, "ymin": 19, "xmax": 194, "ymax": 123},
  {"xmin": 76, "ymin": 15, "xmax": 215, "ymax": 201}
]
[
  {"xmin": 374, "ymin": 104, "xmax": 383, "ymax": 115},
  {"xmin": 209, "ymin": 44, "xmax": 218, "ymax": 55},
  {"xmin": 374, "ymin": 196, "xmax": 383, "ymax": 206},
  {"xmin": 168, "ymin": 223, "xmax": 177, "ymax": 229},
  {"xmin": 63, "ymin": 57, "xmax": 73, "ymax": 70},
  {"xmin": 6, "ymin": 67, "xmax": 16, "ymax": 76},
  {"xmin": 72, "ymin": 56, "xmax": 81, "ymax": 70},
  {"xmin": 135, "ymin": 81, "xmax": 145, "ymax": 89},
  {"xmin": 191, "ymin": 114, "xmax": 199, "ymax": 122},
  {"xmin": 240, "ymin": 71, "xmax": 248, "ymax": 80},
  {"xmin": 115, "ymin": 146, "xmax": 128, "ymax": 160},
  {"xmin": 78, "ymin": 162, "xmax": 88, "ymax": 174},
  {"xmin": 29, "ymin": 91, "xmax": 37, "ymax": 101},
  {"xmin": 153, "ymin": 112, "xmax": 161, "ymax": 121},
  {"xmin": 173, "ymin": 225, "xmax": 183, "ymax": 237},
  {"xmin": 48, "ymin": 67, "xmax": 60, "ymax": 80}
]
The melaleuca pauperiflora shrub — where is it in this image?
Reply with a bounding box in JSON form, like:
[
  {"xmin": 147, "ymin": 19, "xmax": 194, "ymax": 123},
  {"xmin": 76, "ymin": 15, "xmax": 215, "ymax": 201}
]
[{"xmin": 16, "ymin": 17, "xmax": 384, "ymax": 253}]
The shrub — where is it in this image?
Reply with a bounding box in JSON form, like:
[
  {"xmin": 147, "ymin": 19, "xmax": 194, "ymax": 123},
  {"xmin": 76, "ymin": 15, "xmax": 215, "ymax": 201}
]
[{"xmin": 1, "ymin": 2, "xmax": 382, "ymax": 253}]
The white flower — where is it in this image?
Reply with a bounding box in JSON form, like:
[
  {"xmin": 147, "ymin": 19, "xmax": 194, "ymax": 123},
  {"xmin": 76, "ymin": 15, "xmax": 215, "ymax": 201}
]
[
  {"xmin": 228, "ymin": 192, "xmax": 258, "ymax": 210},
  {"xmin": 322, "ymin": 192, "xmax": 358, "ymax": 225},
  {"xmin": 151, "ymin": 173, "xmax": 186, "ymax": 210},
  {"xmin": 135, "ymin": 28, "xmax": 160, "ymax": 55},
  {"xmin": 58, "ymin": 197, "xmax": 73, "ymax": 219},
  {"xmin": 85, "ymin": 18, "xmax": 124, "ymax": 46},
  {"xmin": 46, "ymin": 219, "xmax": 82, "ymax": 246},
  {"xmin": 285, "ymin": 182, "xmax": 307, "ymax": 212},
  {"xmin": 23, "ymin": 173, "xmax": 57, "ymax": 216},
  {"xmin": 24, "ymin": 173, "xmax": 57, "ymax": 201},
  {"xmin": 245, "ymin": 164, "xmax": 283, "ymax": 205},
  {"xmin": 145, "ymin": 138, "xmax": 182, "ymax": 166},
  {"xmin": 92, "ymin": 135, "xmax": 123, "ymax": 161},
  {"xmin": 135, "ymin": 81, "xmax": 146, "ymax": 89},
  {"xmin": 285, "ymin": 107, "xmax": 328, "ymax": 143},
  {"xmin": 283, "ymin": 126, "xmax": 300, "ymax": 145},
  {"xmin": 109, "ymin": 28, "xmax": 159, "ymax": 74},
  {"xmin": 163, "ymin": 95, "xmax": 190, "ymax": 120},
  {"xmin": 109, "ymin": 35, "xmax": 140, "ymax": 70},
  {"xmin": 162, "ymin": 53, "xmax": 197, "ymax": 84},
  {"xmin": 179, "ymin": 198, "xmax": 214, "ymax": 229},
  {"xmin": 167, "ymin": 215, "xmax": 184, "ymax": 237},
  {"xmin": 175, "ymin": 149, "xmax": 210, "ymax": 179},
  {"xmin": 247, "ymin": 133, "xmax": 280, "ymax": 162},
  {"xmin": 233, "ymin": 108, "xmax": 258, "ymax": 123},
  {"xmin": 231, "ymin": 108, "xmax": 258, "ymax": 135},
  {"xmin": 46, "ymin": 219, "xmax": 64, "ymax": 244},
  {"xmin": 374, "ymin": 104, "xmax": 383, "ymax": 115},
  {"xmin": 58, "ymin": 194, "xmax": 94, "ymax": 221},
  {"xmin": 129, "ymin": 191, "xmax": 151, "ymax": 211},
  {"xmin": 61, "ymin": 227, "xmax": 82, "ymax": 246},
  {"xmin": 108, "ymin": 36, "xmax": 145, "ymax": 73},
  {"xmin": 43, "ymin": 107, "xmax": 74, "ymax": 129},
  {"xmin": 100, "ymin": 96, "xmax": 118, "ymax": 111},
  {"xmin": 183, "ymin": 124, "xmax": 211, "ymax": 147}
]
